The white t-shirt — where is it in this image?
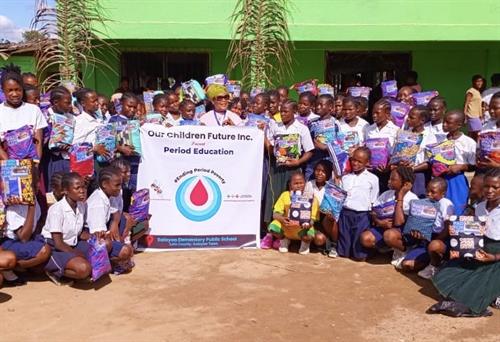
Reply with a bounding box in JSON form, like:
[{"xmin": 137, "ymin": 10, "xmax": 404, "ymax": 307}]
[
  {"xmin": 363, "ymin": 121, "xmax": 399, "ymax": 148},
  {"xmin": 339, "ymin": 117, "xmax": 369, "ymax": 144},
  {"xmin": 165, "ymin": 113, "xmax": 182, "ymax": 127},
  {"xmin": 305, "ymin": 180, "xmax": 326, "ymax": 204},
  {"xmin": 86, "ymin": 188, "xmax": 113, "ymax": 233},
  {"xmin": 433, "ymin": 197, "xmax": 455, "ymax": 233},
  {"xmin": 267, "ymin": 119, "xmax": 315, "ymax": 153},
  {"xmin": 424, "ymin": 122, "xmax": 446, "ymax": 142},
  {"xmin": 72, "ymin": 111, "xmax": 103, "ymax": 145},
  {"xmin": 481, "ymin": 119, "xmax": 499, "ymax": 133},
  {"xmin": 475, "ymin": 201, "xmax": 500, "ymax": 240},
  {"xmin": 373, "ymin": 189, "xmax": 418, "ymax": 216},
  {"xmin": 200, "ymin": 110, "xmax": 243, "ymax": 127},
  {"xmin": 42, "ymin": 198, "xmax": 86, "ymax": 246},
  {"xmin": 0, "ymin": 102, "xmax": 48, "ymax": 134},
  {"xmin": 448, "ymin": 134, "xmax": 477, "ymax": 165},
  {"xmin": 416, "ymin": 129, "xmax": 438, "ymax": 164},
  {"xmin": 341, "ymin": 169, "xmax": 379, "ymax": 211},
  {"xmin": 5, "ymin": 201, "xmax": 42, "ymax": 240}
]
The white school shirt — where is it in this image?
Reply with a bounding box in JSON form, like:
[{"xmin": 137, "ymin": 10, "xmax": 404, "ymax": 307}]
[
  {"xmin": 475, "ymin": 201, "xmax": 500, "ymax": 240},
  {"xmin": 42, "ymin": 198, "xmax": 86, "ymax": 247},
  {"xmin": 305, "ymin": 180, "xmax": 326, "ymax": 204},
  {"xmin": 481, "ymin": 119, "xmax": 499, "ymax": 133},
  {"xmin": 363, "ymin": 121, "xmax": 399, "ymax": 147},
  {"xmin": 416, "ymin": 128, "xmax": 438, "ymax": 164},
  {"xmin": 373, "ymin": 189, "xmax": 418, "ymax": 216},
  {"xmin": 72, "ymin": 111, "xmax": 103, "ymax": 145},
  {"xmin": 199, "ymin": 110, "xmax": 243, "ymax": 127},
  {"xmin": 424, "ymin": 122, "xmax": 446, "ymax": 142},
  {"xmin": 433, "ymin": 197, "xmax": 455, "ymax": 233},
  {"xmin": 341, "ymin": 169, "xmax": 379, "ymax": 211},
  {"xmin": 339, "ymin": 117, "xmax": 369, "ymax": 144},
  {"xmin": 5, "ymin": 201, "xmax": 41, "ymax": 240},
  {"xmin": 165, "ymin": 113, "xmax": 182, "ymax": 127},
  {"xmin": 267, "ymin": 119, "xmax": 315, "ymax": 153},
  {"xmin": 296, "ymin": 112, "xmax": 320, "ymax": 122},
  {"xmin": 449, "ymin": 134, "xmax": 477, "ymax": 165},
  {"xmin": 0, "ymin": 102, "xmax": 48, "ymax": 134},
  {"xmin": 86, "ymin": 188, "xmax": 114, "ymax": 233}
]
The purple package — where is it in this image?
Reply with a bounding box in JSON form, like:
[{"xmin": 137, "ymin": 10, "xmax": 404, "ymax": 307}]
[
  {"xmin": 365, "ymin": 138, "xmax": 390, "ymax": 168},
  {"xmin": 411, "ymin": 91, "xmax": 439, "ymax": 106},
  {"xmin": 3, "ymin": 125, "xmax": 38, "ymax": 161},
  {"xmin": 478, "ymin": 131, "xmax": 500, "ymax": 163},
  {"xmin": 381, "ymin": 80, "xmax": 398, "ymax": 98},
  {"xmin": 87, "ymin": 235, "xmax": 112, "ymax": 282},
  {"xmin": 39, "ymin": 93, "xmax": 51, "ymax": 119},
  {"xmin": 129, "ymin": 189, "xmax": 150, "ymax": 222},
  {"xmin": 250, "ymin": 87, "xmax": 265, "ymax": 98},
  {"xmin": 205, "ymin": 74, "xmax": 227, "ymax": 86},
  {"xmin": 388, "ymin": 100, "xmax": 411, "ymax": 128},
  {"xmin": 348, "ymin": 87, "xmax": 371, "ymax": 99},
  {"xmin": 373, "ymin": 200, "xmax": 396, "ymax": 220},
  {"xmin": 0, "ymin": 89, "xmax": 5, "ymax": 103}
]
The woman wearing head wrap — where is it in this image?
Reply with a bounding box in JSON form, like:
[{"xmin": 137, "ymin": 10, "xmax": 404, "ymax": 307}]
[{"xmin": 200, "ymin": 84, "xmax": 243, "ymax": 127}]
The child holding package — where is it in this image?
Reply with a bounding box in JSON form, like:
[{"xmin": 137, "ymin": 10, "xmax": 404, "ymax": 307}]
[
  {"xmin": 430, "ymin": 168, "xmax": 500, "ymax": 317},
  {"xmin": 337, "ymin": 147, "xmax": 379, "ymax": 260},
  {"xmin": 42, "ymin": 172, "xmax": 92, "ymax": 284},
  {"xmin": 268, "ymin": 172, "xmax": 322, "ymax": 255},
  {"xmin": 384, "ymin": 177, "xmax": 454, "ymax": 272},
  {"xmin": 86, "ymin": 167, "xmax": 134, "ymax": 270}
]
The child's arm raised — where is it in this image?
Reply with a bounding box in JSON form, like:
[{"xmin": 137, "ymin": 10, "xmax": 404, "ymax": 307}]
[{"xmin": 394, "ymin": 182, "xmax": 412, "ymax": 227}]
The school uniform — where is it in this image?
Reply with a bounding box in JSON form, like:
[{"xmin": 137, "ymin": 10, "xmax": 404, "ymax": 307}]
[
  {"xmin": 338, "ymin": 169, "xmax": 379, "ymax": 259},
  {"xmin": 367, "ymin": 190, "xmax": 418, "ymax": 248},
  {"xmin": 86, "ymin": 188, "xmax": 126, "ymax": 258},
  {"xmin": 72, "ymin": 111, "xmax": 104, "ymax": 145},
  {"xmin": 295, "ymin": 112, "xmax": 320, "ymax": 126},
  {"xmin": 305, "ymin": 180, "xmax": 326, "ymax": 204},
  {"xmin": 42, "ymin": 198, "xmax": 89, "ymax": 277},
  {"xmin": 413, "ymin": 129, "xmax": 437, "ymax": 198},
  {"xmin": 0, "ymin": 102, "xmax": 48, "ymax": 134},
  {"xmin": 46, "ymin": 108, "xmax": 76, "ymax": 189},
  {"xmin": 445, "ymin": 134, "xmax": 476, "ymax": 215},
  {"xmin": 164, "ymin": 113, "xmax": 182, "ymax": 127},
  {"xmin": 264, "ymin": 119, "xmax": 315, "ymax": 223},
  {"xmin": 403, "ymin": 197, "xmax": 455, "ymax": 264},
  {"xmin": 305, "ymin": 117, "xmax": 339, "ymax": 180},
  {"xmin": 424, "ymin": 122, "xmax": 446, "ymax": 142},
  {"xmin": 199, "ymin": 110, "xmax": 243, "ymax": 127},
  {"xmin": 481, "ymin": 119, "xmax": 499, "ymax": 133},
  {"xmin": 1, "ymin": 201, "xmax": 44, "ymax": 261},
  {"xmin": 363, "ymin": 121, "xmax": 399, "ymax": 193},
  {"xmin": 339, "ymin": 117, "xmax": 369, "ymax": 144}
]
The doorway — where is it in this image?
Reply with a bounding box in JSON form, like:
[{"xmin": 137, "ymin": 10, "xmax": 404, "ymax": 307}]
[{"xmin": 121, "ymin": 52, "xmax": 210, "ymax": 92}]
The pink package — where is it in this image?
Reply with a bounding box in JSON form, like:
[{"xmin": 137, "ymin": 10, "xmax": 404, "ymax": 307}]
[
  {"xmin": 411, "ymin": 91, "xmax": 439, "ymax": 106},
  {"xmin": 388, "ymin": 100, "xmax": 411, "ymax": 128}
]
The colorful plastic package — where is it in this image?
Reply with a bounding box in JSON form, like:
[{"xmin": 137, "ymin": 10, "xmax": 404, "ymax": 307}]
[
  {"xmin": 449, "ymin": 215, "xmax": 486, "ymax": 260},
  {"xmin": 95, "ymin": 124, "xmax": 116, "ymax": 163},
  {"xmin": 402, "ymin": 198, "xmax": 440, "ymax": 241},
  {"xmin": 373, "ymin": 200, "xmax": 396, "ymax": 220},
  {"xmin": 309, "ymin": 119, "xmax": 338, "ymax": 144},
  {"xmin": 205, "ymin": 74, "xmax": 227, "ymax": 86},
  {"xmin": 48, "ymin": 113, "xmax": 75, "ymax": 149},
  {"xmin": 319, "ymin": 181, "xmax": 347, "ymax": 221},
  {"xmin": 318, "ymin": 84, "xmax": 335, "ymax": 96},
  {"xmin": 3, "ymin": 125, "xmax": 38, "ymax": 161},
  {"xmin": 411, "ymin": 91, "xmax": 439, "ymax": 106},
  {"xmin": 129, "ymin": 189, "xmax": 150, "ymax": 222},
  {"xmin": 327, "ymin": 142, "xmax": 350, "ymax": 176},
  {"xmin": 478, "ymin": 131, "xmax": 500, "ymax": 163},
  {"xmin": 274, "ymin": 134, "xmax": 300, "ymax": 165},
  {"xmin": 425, "ymin": 140, "xmax": 456, "ymax": 177},
  {"xmin": 69, "ymin": 143, "xmax": 94, "ymax": 177},
  {"xmin": 246, "ymin": 113, "xmax": 270, "ymax": 128},
  {"xmin": 365, "ymin": 138, "xmax": 390, "ymax": 169},
  {"xmin": 381, "ymin": 80, "xmax": 398, "ymax": 98},
  {"xmin": 347, "ymin": 86, "xmax": 371, "ymax": 99},
  {"xmin": 181, "ymin": 80, "xmax": 206, "ymax": 104},
  {"xmin": 116, "ymin": 120, "xmax": 142, "ymax": 156},
  {"xmin": 291, "ymin": 79, "xmax": 318, "ymax": 96},
  {"xmin": 388, "ymin": 100, "xmax": 411, "ymax": 128},
  {"xmin": 227, "ymin": 80, "xmax": 242, "ymax": 98},
  {"xmin": 389, "ymin": 130, "xmax": 423, "ymax": 165},
  {"xmin": 87, "ymin": 235, "xmax": 112, "ymax": 282},
  {"xmin": 0, "ymin": 159, "xmax": 34, "ymax": 205}
]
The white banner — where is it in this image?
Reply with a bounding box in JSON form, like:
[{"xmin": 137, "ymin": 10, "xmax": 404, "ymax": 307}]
[{"xmin": 137, "ymin": 123, "xmax": 264, "ymax": 250}]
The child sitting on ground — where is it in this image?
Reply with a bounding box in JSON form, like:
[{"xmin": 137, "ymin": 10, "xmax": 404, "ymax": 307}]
[{"xmin": 268, "ymin": 172, "xmax": 323, "ymax": 255}]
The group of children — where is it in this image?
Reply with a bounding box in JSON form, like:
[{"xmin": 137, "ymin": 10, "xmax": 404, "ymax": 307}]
[{"xmin": 0, "ymin": 63, "xmax": 499, "ymax": 317}]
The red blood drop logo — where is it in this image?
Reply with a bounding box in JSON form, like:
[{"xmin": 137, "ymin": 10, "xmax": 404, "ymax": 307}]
[{"xmin": 190, "ymin": 179, "xmax": 209, "ymax": 206}]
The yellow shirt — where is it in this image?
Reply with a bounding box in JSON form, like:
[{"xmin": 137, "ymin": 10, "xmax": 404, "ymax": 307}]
[
  {"xmin": 273, "ymin": 191, "xmax": 320, "ymax": 222},
  {"xmin": 273, "ymin": 112, "xmax": 282, "ymax": 123},
  {"xmin": 465, "ymin": 88, "xmax": 482, "ymax": 118}
]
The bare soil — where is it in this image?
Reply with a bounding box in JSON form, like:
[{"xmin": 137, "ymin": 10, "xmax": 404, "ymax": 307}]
[{"xmin": 2, "ymin": 249, "xmax": 500, "ymax": 341}]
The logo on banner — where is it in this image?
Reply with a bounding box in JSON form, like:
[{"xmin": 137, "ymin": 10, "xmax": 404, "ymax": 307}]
[{"xmin": 175, "ymin": 176, "xmax": 222, "ymax": 221}]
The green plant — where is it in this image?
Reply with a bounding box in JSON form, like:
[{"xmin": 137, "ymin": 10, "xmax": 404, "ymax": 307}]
[
  {"xmin": 31, "ymin": 0, "xmax": 116, "ymax": 90},
  {"xmin": 227, "ymin": 0, "xmax": 294, "ymax": 89}
]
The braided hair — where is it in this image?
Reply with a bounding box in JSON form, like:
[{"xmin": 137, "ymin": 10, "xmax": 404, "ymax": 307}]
[{"xmin": 394, "ymin": 165, "xmax": 415, "ymax": 185}]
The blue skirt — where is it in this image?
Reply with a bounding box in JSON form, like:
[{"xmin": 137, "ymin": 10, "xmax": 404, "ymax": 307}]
[
  {"xmin": 47, "ymin": 153, "xmax": 70, "ymax": 191},
  {"xmin": 337, "ymin": 208, "xmax": 371, "ymax": 259},
  {"xmin": 445, "ymin": 173, "xmax": 469, "ymax": 216},
  {"xmin": 412, "ymin": 171, "xmax": 430, "ymax": 199}
]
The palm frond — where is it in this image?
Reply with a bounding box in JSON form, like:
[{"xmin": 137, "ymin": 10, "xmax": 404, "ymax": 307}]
[
  {"xmin": 31, "ymin": 0, "xmax": 118, "ymax": 91},
  {"xmin": 227, "ymin": 0, "xmax": 294, "ymax": 89}
]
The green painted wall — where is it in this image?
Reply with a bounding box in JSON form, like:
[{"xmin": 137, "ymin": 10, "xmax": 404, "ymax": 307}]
[
  {"xmin": 0, "ymin": 55, "xmax": 35, "ymax": 74},
  {"xmin": 97, "ymin": 0, "xmax": 500, "ymax": 41}
]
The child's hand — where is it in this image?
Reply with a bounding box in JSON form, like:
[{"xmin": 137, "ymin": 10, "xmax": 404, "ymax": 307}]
[
  {"xmin": 410, "ymin": 230, "xmax": 424, "ymax": 240},
  {"xmin": 223, "ymin": 118, "xmax": 235, "ymax": 126},
  {"xmin": 284, "ymin": 158, "xmax": 300, "ymax": 168},
  {"xmin": 60, "ymin": 144, "xmax": 71, "ymax": 152},
  {"xmin": 109, "ymin": 223, "xmax": 121, "ymax": 241},
  {"xmin": 257, "ymin": 122, "xmax": 266, "ymax": 131},
  {"xmin": 118, "ymin": 144, "xmax": 135, "ymax": 157},
  {"xmin": 377, "ymin": 218, "xmax": 393, "ymax": 230},
  {"xmin": 93, "ymin": 144, "xmax": 111, "ymax": 158},
  {"xmin": 124, "ymin": 212, "xmax": 137, "ymax": 230},
  {"xmin": 447, "ymin": 164, "xmax": 463, "ymax": 175},
  {"xmin": 397, "ymin": 182, "xmax": 413, "ymax": 199},
  {"xmin": 79, "ymin": 230, "xmax": 91, "ymax": 241},
  {"xmin": 478, "ymin": 156, "xmax": 500, "ymax": 169},
  {"xmin": 281, "ymin": 217, "xmax": 292, "ymax": 226},
  {"xmin": 475, "ymin": 249, "xmax": 496, "ymax": 263}
]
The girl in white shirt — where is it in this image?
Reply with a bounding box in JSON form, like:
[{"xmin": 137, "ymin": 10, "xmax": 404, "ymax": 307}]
[{"xmin": 43, "ymin": 173, "xmax": 92, "ymax": 283}]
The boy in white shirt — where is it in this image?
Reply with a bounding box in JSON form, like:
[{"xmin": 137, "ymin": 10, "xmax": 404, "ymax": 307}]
[{"xmin": 337, "ymin": 147, "xmax": 379, "ymax": 260}]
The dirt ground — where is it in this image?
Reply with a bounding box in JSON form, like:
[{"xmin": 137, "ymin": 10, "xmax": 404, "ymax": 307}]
[{"xmin": 2, "ymin": 248, "xmax": 500, "ymax": 342}]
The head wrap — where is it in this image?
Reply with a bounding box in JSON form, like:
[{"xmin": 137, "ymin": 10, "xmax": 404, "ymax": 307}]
[{"xmin": 206, "ymin": 84, "xmax": 228, "ymax": 101}]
